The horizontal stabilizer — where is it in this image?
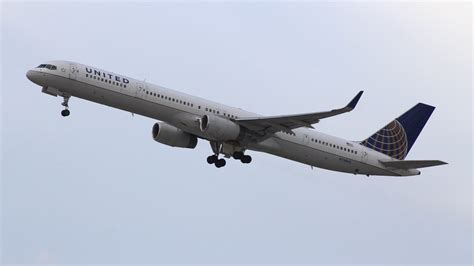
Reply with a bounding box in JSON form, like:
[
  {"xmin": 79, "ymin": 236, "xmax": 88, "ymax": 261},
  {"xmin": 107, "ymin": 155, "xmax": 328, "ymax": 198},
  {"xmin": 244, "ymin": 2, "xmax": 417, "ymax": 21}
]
[{"xmin": 380, "ymin": 160, "xmax": 447, "ymax": 169}]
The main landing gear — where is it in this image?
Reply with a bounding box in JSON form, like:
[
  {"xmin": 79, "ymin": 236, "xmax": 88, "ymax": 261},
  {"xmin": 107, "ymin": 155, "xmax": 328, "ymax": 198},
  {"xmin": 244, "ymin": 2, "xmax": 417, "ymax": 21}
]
[
  {"xmin": 207, "ymin": 155, "xmax": 226, "ymax": 168},
  {"xmin": 206, "ymin": 142, "xmax": 252, "ymax": 168},
  {"xmin": 60, "ymin": 95, "xmax": 71, "ymax": 117},
  {"xmin": 232, "ymin": 151, "xmax": 252, "ymax": 164},
  {"xmin": 207, "ymin": 141, "xmax": 227, "ymax": 168}
]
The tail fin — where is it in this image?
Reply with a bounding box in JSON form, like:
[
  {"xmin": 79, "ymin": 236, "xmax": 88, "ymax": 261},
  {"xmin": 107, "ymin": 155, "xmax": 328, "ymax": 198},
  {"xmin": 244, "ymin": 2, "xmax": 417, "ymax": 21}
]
[{"xmin": 360, "ymin": 103, "xmax": 435, "ymax": 160}]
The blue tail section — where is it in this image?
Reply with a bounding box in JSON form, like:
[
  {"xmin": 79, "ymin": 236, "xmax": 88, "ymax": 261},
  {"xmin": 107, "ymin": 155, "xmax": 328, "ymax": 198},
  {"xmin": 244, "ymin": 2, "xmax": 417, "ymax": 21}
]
[{"xmin": 360, "ymin": 103, "xmax": 435, "ymax": 160}]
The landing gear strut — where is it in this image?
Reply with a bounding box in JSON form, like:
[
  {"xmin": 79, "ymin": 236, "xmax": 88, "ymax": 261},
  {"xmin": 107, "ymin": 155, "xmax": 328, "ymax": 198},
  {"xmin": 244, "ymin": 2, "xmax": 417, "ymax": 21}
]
[{"xmin": 61, "ymin": 95, "xmax": 71, "ymax": 117}]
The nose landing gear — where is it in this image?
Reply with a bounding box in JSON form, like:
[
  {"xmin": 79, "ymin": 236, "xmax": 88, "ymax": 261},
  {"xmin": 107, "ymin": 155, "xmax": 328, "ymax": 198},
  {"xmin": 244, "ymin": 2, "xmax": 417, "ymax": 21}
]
[
  {"xmin": 60, "ymin": 95, "xmax": 71, "ymax": 117},
  {"xmin": 61, "ymin": 109, "xmax": 70, "ymax": 117}
]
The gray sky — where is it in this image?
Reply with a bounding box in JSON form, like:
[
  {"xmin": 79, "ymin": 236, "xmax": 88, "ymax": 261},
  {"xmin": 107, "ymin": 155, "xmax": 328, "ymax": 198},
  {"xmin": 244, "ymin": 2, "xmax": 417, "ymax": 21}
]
[{"xmin": 1, "ymin": 1, "xmax": 472, "ymax": 265}]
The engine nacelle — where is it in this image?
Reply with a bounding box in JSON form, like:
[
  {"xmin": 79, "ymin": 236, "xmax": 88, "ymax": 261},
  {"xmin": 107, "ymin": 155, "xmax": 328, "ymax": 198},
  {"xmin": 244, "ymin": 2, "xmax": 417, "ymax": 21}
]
[
  {"xmin": 200, "ymin": 114, "xmax": 241, "ymax": 141},
  {"xmin": 152, "ymin": 122, "xmax": 198, "ymax": 148}
]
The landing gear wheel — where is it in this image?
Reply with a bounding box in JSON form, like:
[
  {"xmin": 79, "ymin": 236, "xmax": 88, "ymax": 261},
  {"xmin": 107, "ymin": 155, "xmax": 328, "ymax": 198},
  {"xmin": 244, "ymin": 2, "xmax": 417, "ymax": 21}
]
[
  {"xmin": 232, "ymin": 151, "xmax": 244, "ymax": 160},
  {"xmin": 61, "ymin": 109, "xmax": 70, "ymax": 117},
  {"xmin": 241, "ymin": 155, "xmax": 252, "ymax": 164},
  {"xmin": 215, "ymin": 159, "xmax": 226, "ymax": 168},
  {"xmin": 207, "ymin": 155, "xmax": 218, "ymax": 164}
]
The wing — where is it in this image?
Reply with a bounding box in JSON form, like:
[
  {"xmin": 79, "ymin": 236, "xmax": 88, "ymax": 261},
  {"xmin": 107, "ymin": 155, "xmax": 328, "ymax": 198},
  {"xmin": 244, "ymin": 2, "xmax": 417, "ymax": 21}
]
[
  {"xmin": 380, "ymin": 160, "xmax": 447, "ymax": 169},
  {"xmin": 235, "ymin": 91, "xmax": 363, "ymax": 139}
]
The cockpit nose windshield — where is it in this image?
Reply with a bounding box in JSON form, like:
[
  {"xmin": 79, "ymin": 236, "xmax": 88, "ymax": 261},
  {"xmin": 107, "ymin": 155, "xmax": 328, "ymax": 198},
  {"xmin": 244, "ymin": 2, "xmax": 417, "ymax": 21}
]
[{"xmin": 37, "ymin": 64, "xmax": 57, "ymax": 70}]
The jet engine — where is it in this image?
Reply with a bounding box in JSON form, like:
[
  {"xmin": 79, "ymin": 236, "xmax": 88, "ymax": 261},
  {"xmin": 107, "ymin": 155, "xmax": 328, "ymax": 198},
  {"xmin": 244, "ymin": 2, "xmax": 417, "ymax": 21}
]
[
  {"xmin": 152, "ymin": 122, "xmax": 198, "ymax": 148},
  {"xmin": 200, "ymin": 114, "xmax": 242, "ymax": 141}
]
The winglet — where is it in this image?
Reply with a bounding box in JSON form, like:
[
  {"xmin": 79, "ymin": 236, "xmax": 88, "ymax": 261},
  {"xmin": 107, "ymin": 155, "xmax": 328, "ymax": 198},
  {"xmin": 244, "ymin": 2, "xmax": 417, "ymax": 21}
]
[{"xmin": 346, "ymin": 90, "xmax": 364, "ymax": 110}]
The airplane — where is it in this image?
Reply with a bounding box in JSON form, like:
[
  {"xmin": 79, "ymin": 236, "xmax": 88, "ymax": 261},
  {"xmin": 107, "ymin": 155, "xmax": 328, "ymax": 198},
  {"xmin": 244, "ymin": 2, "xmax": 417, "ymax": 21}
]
[{"xmin": 26, "ymin": 61, "xmax": 447, "ymax": 176}]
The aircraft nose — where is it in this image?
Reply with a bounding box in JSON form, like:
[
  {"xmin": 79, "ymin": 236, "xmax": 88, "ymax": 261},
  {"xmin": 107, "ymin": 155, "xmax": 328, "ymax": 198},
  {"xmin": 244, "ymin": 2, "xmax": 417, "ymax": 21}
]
[
  {"xmin": 26, "ymin": 70, "xmax": 34, "ymax": 81},
  {"xmin": 26, "ymin": 69, "xmax": 41, "ymax": 85}
]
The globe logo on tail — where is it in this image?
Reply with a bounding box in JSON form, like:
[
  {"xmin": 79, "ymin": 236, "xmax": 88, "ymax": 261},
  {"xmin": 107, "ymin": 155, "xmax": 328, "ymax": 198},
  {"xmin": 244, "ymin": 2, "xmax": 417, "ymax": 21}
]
[{"xmin": 360, "ymin": 120, "xmax": 408, "ymax": 160}]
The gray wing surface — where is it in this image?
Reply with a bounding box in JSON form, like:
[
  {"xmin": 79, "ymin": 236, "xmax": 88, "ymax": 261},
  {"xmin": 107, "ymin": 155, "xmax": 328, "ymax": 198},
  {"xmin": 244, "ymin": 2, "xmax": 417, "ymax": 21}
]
[{"xmin": 235, "ymin": 91, "xmax": 363, "ymax": 140}]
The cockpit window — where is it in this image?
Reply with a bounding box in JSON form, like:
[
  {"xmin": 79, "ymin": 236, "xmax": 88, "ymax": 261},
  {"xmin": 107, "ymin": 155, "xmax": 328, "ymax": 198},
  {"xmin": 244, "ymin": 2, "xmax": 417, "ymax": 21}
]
[{"xmin": 37, "ymin": 64, "xmax": 57, "ymax": 70}]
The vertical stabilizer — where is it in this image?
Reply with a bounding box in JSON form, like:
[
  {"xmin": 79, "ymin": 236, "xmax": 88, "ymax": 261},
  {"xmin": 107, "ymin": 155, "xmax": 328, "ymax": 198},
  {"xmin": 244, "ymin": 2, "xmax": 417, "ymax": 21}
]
[{"xmin": 360, "ymin": 103, "xmax": 435, "ymax": 160}]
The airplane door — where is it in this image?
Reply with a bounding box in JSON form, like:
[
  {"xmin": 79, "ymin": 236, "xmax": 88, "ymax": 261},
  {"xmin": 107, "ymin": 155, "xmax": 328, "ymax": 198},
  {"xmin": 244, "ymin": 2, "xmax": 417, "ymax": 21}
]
[
  {"xmin": 361, "ymin": 151, "xmax": 369, "ymax": 163},
  {"xmin": 69, "ymin": 64, "xmax": 78, "ymax": 80},
  {"xmin": 136, "ymin": 82, "xmax": 145, "ymax": 98},
  {"xmin": 302, "ymin": 134, "xmax": 310, "ymax": 145}
]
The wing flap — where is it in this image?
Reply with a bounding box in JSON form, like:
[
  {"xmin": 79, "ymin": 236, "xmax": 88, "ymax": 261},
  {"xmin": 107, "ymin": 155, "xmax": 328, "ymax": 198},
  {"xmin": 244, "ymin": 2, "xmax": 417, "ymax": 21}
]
[{"xmin": 380, "ymin": 160, "xmax": 447, "ymax": 169}]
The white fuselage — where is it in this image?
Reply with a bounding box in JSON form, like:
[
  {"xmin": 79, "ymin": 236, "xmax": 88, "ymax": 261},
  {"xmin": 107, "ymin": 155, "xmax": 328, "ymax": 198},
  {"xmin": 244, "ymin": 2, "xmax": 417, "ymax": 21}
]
[{"xmin": 27, "ymin": 61, "xmax": 420, "ymax": 176}]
